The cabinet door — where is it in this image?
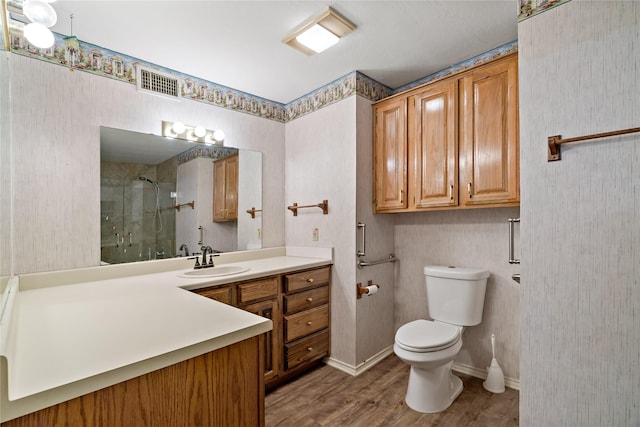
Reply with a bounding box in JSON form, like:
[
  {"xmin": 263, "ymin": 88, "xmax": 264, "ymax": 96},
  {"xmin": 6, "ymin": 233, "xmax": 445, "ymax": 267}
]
[
  {"xmin": 374, "ymin": 97, "xmax": 407, "ymax": 212},
  {"xmin": 212, "ymin": 155, "xmax": 239, "ymax": 222},
  {"xmin": 213, "ymin": 158, "xmax": 227, "ymax": 222},
  {"xmin": 409, "ymin": 79, "xmax": 458, "ymax": 209},
  {"xmin": 224, "ymin": 155, "xmax": 239, "ymax": 220},
  {"xmin": 460, "ymin": 56, "xmax": 519, "ymax": 206},
  {"xmin": 243, "ymin": 298, "xmax": 280, "ymax": 383}
]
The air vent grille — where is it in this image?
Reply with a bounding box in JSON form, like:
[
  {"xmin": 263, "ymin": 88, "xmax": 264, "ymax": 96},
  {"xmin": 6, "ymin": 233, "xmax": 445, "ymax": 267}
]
[{"xmin": 136, "ymin": 66, "xmax": 180, "ymax": 99}]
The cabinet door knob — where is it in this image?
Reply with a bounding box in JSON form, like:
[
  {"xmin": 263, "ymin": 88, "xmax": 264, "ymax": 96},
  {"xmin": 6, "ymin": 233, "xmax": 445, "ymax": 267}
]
[
  {"xmin": 307, "ymin": 347, "xmax": 313, "ymax": 352},
  {"xmin": 306, "ymin": 321, "xmax": 312, "ymax": 325},
  {"xmin": 306, "ymin": 297, "xmax": 313, "ymax": 302},
  {"xmin": 307, "ymin": 278, "xmax": 314, "ymax": 283}
]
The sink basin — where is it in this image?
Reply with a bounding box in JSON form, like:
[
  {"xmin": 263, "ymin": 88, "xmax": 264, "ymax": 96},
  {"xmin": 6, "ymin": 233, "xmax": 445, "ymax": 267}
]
[{"xmin": 179, "ymin": 265, "xmax": 250, "ymax": 278}]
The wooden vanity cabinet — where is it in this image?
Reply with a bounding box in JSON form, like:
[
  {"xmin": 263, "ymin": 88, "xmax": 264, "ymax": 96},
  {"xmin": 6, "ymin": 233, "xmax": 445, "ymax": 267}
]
[
  {"xmin": 192, "ymin": 265, "xmax": 331, "ymax": 389},
  {"xmin": 373, "ymin": 53, "xmax": 519, "ymax": 213},
  {"xmin": 282, "ymin": 267, "xmax": 331, "ymax": 375},
  {"xmin": 235, "ymin": 277, "xmax": 281, "ymax": 384},
  {"xmin": 213, "ymin": 154, "xmax": 239, "ymax": 222}
]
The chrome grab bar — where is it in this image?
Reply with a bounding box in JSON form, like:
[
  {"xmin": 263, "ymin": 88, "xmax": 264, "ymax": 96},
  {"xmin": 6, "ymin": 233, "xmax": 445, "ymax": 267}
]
[
  {"xmin": 508, "ymin": 218, "xmax": 520, "ymax": 264},
  {"xmin": 357, "ymin": 254, "xmax": 398, "ymax": 269},
  {"xmin": 198, "ymin": 225, "xmax": 203, "ymax": 245},
  {"xmin": 357, "ymin": 222, "xmax": 366, "ymax": 257}
]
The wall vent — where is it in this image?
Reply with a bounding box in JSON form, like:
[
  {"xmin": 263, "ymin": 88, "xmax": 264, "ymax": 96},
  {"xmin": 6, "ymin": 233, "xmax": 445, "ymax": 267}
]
[{"xmin": 136, "ymin": 66, "xmax": 181, "ymax": 99}]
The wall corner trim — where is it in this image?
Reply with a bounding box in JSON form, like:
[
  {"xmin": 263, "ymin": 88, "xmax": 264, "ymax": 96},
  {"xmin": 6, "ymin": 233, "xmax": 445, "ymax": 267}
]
[{"xmin": 323, "ymin": 346, "xmax": 394, "ymax": 377}]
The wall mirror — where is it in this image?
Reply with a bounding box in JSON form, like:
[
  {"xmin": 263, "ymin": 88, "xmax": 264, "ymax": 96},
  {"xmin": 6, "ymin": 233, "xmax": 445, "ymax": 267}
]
[{"xmin": 100, "ymin": 126, "xmax": 262, "ymax": 265}]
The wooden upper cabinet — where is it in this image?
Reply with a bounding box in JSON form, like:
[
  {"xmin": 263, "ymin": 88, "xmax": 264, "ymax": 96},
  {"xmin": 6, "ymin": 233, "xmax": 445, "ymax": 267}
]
[
  {"xmin": 460, "ymin": 56, "xmax": 519, "ymax": 206},
  {"xmin": 408, "ymin": 79, "xmax": 458, "ymax": 209},
  {"xmin": 372, "ymin": 53, "xmax": 519, "ymax": 213},
  {"xmin": 374, "ymin": 97, "xmax": 407, "ymax": 212},
  {"xmin": 213, "ymin": 154, "xmax": 239, "ymax": 222}
]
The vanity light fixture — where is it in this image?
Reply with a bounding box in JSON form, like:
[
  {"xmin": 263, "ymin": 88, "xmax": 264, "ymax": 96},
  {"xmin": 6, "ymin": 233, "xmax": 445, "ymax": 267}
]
[
  {"xmin": 282, "ymin": 7, "xmax": 356, "ymax": 55},
  {"xmin": 21, "ymin": 0, "xmax": 58, "ymax": 48},
  {"xmin": 162, "ymin": 120, "xmax": 224, "ymax": 145}
]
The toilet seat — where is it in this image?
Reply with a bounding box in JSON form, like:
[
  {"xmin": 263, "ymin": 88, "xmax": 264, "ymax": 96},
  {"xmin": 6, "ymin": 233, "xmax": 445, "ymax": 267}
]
[{"xmin": 395, "ymin": 319, "xmax": 460, "ymax": 353}]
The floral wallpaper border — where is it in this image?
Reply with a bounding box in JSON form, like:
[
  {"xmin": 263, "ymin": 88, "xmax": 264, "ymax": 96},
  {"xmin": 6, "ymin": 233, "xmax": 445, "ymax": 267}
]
[
  {"xmin": 10, "ymin": 22, "xmax": 517, "ymax": 123},
  {"xmin": 518, "ymin": 0, "xmax": 571, "ymax": 21},
  {"xmin": 392, "ymin": 40, "xmax": 518, "ymax": 94},
  {"xmin": 176, "ymin": 145, "xmax": 238, "ymax": 166}
]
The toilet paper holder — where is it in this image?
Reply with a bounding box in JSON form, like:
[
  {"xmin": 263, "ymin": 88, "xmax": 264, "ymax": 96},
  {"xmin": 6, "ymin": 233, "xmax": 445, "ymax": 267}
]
[{"xmin": 357, "ymin": 280, "xmax": 380, "ymax": 299}]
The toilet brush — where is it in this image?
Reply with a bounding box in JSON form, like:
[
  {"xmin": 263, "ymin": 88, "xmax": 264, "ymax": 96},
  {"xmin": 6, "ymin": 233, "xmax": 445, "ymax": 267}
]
[{"xmin": 483, "ymin": 333, "xmax": 505, "ymax": 393}]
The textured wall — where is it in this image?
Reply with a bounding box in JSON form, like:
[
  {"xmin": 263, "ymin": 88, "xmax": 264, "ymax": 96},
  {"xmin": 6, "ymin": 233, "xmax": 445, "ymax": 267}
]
[
  {"xmin": 354, "ymin": 96, "xmax": 396, "ymax": 365},
  {"xmin": 0, "ymin": 52, "xmax": 11, "ymax": 276},
  {"xmin": 393, "ymin": 207, "xmax": 521, "ymax": 380},
  {"xmin": 519, "ymin": 1, "xmax": 640, "ymax": 425},
  {"xmin": 284, "ymin": 97, "xmax": 358, "ymax": 365},
  {"xmin": 9, "ymin": 55, "xmax": 285, "ymax": 274}
]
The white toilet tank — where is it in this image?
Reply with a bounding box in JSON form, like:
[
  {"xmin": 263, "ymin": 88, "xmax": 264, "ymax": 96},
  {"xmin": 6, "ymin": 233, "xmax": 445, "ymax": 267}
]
[{"xmin": 424, "ymin": 266, "xmax": 489, "ymax": 326}]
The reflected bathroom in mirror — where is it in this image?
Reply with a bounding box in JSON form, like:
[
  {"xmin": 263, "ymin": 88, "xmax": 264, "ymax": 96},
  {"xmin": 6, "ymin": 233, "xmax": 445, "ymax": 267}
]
[{"xmin": 100, "ymin": 126, "xmax": 262, "ymax": 265}]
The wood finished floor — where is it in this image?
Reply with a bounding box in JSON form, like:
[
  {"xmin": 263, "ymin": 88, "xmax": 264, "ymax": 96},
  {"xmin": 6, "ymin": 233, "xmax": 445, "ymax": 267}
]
[{"xmin": 265, "ymin": 355, "xmax": 519, "ymax": 426}]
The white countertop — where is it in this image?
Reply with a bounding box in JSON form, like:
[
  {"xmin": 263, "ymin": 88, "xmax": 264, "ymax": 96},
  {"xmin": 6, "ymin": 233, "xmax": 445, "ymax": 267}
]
[{"xmin": 0, "ymin": 247, "xmax": 332, "ymax": 422}]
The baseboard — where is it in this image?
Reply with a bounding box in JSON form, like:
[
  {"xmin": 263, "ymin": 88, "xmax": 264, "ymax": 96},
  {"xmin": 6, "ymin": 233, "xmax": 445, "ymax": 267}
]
[
  {"xmin": 324, "ymin": 349, "xmax": 520, "ymax": 391},
  {"xmin": 452, "ymin": 362, "xmax": 520, "ymax": 391},
  {"xmin": 324, "ymin": 346, "xmax": 394, "ymax": 377}
]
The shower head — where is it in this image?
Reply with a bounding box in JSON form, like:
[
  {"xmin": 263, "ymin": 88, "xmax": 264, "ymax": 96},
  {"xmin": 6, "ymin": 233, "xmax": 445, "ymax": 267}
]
[{"xmin": 138, "ymin": 176, "xmax": 155, "ymax": 184}]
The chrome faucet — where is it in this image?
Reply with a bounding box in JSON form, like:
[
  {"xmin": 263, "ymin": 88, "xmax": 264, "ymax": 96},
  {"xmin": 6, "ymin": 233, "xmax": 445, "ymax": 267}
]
[{"xmin": 179, "ymin": 243, "xmax": 189, "ymax": 257}]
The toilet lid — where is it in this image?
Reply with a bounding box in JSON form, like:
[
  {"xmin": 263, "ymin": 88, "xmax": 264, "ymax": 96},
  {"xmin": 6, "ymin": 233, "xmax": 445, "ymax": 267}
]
[{"xmin": 395, "ymin": 319, "xmax": 460, "ymax": 352}]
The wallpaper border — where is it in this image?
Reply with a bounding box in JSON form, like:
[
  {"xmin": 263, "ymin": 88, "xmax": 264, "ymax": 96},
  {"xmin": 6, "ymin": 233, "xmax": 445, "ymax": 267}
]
[{"xmin": 10, "ymin": 26, "xmax": 516, "ymax": 123}]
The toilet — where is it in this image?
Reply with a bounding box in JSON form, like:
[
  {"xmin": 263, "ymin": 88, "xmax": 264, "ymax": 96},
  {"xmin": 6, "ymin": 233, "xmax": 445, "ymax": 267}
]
[{"xmin": 394, "ymin": 265, "xmax": 489, "ymax": 413}]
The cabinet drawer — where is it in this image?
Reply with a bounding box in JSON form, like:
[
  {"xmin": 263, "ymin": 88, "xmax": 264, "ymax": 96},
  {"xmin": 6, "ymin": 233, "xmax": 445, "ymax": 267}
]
[
  {"xmin": 284, "ymin": 267, "xmax": 330, "ymax": 293},
  {"xmin": 285, "ymin": 329, "xmax": 329, "ymax": 370},
  {"xmin": 284, "ymin": 286, "xmax": 329, "ymax": 315},
  {"xmin": 237, "ymin": 277, "xmax": 279, "ymax": 305},
  {"xmin": 284, "ymin": 304, "xmax": 329, "ymax": 343},
  {"xmin": 195, "ymin": 286, "xmax": 233, "ymax": 305}
]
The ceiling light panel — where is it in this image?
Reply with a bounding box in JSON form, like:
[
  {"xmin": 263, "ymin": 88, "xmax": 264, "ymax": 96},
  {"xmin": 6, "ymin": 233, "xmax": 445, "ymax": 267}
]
[{"xmin": 283, "ymin": 7, "xmax": 356, "ymax": 56}]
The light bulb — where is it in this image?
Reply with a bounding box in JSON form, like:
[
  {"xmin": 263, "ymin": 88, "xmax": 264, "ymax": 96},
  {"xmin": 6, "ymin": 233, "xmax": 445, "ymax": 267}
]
[
  {"xmin": 23, "ymin": 22, "xmax": 54, "ymax": 48},
  {"xmin": 194, "ymin": 126, "xmax": 206, "ymax": 138},
  {"xmin": 23, "ymin": 0, "xmax": 57, "ymax": 27},
  {"xmin": 171, "ymin": 122, "xmax": 185, "ymax": 135},
  {"xmin": 212, "ymin": 130, "xmax": 225, "ymax": 143}
]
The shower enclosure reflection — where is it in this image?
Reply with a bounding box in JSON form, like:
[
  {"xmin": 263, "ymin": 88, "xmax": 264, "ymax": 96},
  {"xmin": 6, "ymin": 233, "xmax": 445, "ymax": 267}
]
[
  {"xmin": 101, "ymin": 168, "xmax": 175, "ymax": 264},
  {"xmin": 100, "ymin": 126, "xmax": 262, "ymax": 265}
]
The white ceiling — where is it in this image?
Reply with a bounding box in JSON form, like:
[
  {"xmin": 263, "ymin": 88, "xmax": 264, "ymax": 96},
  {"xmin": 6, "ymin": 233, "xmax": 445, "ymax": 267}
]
[{"xmin": 50, "ymin": 1, "xmax": 519, "ymax": 105}]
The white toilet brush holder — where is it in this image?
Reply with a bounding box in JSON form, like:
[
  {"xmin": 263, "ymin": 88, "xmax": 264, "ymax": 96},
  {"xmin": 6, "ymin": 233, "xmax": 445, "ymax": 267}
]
[{"xmin": 483, "ymin": 334, "xmax": 505, "ymax": 393}]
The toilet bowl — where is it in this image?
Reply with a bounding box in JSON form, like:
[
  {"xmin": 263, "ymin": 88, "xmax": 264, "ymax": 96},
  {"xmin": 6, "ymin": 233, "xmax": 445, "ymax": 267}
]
[{"xmin": 394, "ymin": 266, "xmax": 489, "ymax": 413}]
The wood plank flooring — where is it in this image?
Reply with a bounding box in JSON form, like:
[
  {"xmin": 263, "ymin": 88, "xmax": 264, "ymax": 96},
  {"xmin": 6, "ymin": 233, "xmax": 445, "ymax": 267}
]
[{"xmin": 265, "ymin": 355, "xmax": 519, "ymax": 426}]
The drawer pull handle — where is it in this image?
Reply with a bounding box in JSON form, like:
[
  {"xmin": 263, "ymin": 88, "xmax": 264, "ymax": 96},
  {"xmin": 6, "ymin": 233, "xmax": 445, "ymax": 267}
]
[
  {"xmin": 307, "ymin": 278, "xmax": 314, "ymax": 283},
  {"xmin": 307, "ymin": 347, "xmax": 313, "ymax": 352},
  {"xmin": 306, "ymin": 321, "xmax": 312, "ymax": 325},
  {"xmin": 306, "ymin": 297, "xmax": 313, "ymax": 302}
]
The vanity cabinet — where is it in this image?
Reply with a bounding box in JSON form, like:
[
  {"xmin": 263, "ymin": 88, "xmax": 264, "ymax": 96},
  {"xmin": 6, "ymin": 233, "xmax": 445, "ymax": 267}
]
[
  {"xmin": 213, "ymin": 154, "xmax": 238, "ymax": 222},
  {"xmin": 236, "ymin": 277, "xmax": 281, "ymax": 383},
  {"xmin": 373, "ymin": 53, "xmax": 519, "ymax": 213},
  {"xmin": 192, "ymin": 265, "xmax": 331, "ymax": 388},
  {"xmin": 282, "ymin": 267, "xmax": 331, "ymax": 374}
]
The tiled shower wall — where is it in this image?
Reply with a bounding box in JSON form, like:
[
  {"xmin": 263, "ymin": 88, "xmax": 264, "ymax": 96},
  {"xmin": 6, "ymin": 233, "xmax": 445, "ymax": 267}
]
[{"xmin": 519, "ymin": 1, "xmax": 640, "ymax": 425}]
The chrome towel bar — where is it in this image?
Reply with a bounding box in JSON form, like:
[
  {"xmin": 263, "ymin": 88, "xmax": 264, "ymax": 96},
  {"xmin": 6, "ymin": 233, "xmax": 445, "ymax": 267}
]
[
  {"xmin": 508, "ymin": 218, "xmax": 520, "ymax": 265},
  {"xmin": 357, "ymin": 254, "xmax": 398, "ymax": 269}
]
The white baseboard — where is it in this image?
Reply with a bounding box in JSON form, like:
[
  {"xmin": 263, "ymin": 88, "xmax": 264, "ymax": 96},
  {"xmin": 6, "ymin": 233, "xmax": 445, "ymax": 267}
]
[
  {"xmin": 453, "ymin": 362, "xmax": 520, "ymax": 391},
  {"xmin": 324, "ymin": 346, "xmax": 394, "ymax": 377},
  {"xmin": 324, "ymin": 348, "xmax": 520, "ymax": 391}
]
